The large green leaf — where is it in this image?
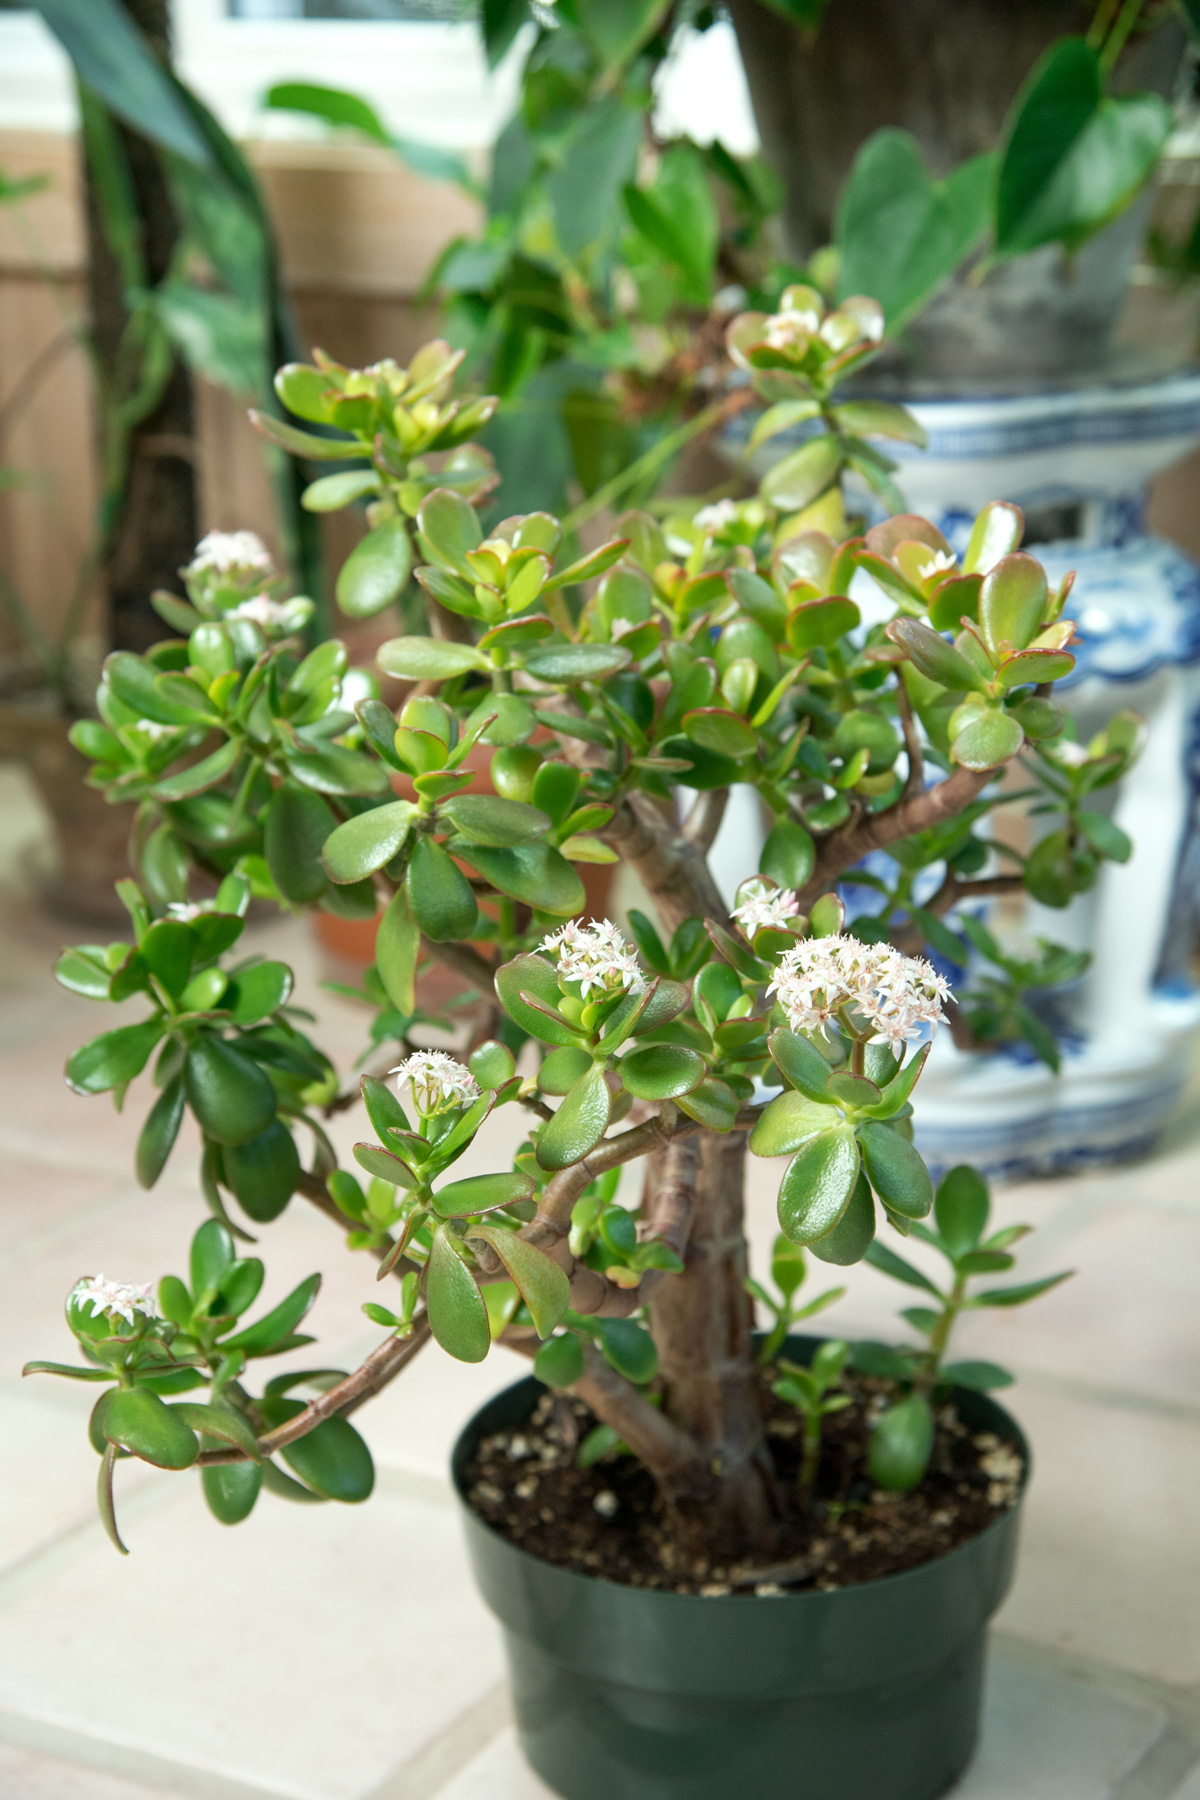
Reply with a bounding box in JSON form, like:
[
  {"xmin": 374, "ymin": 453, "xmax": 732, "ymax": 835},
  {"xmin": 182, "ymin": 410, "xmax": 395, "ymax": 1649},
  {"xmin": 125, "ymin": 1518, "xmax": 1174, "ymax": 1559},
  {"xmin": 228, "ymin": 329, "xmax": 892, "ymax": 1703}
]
[
  {"xmin": 222, "ymin": 1272, "xmax": 321, "ymax": 1356},
  {"xmin": 426, "ymin": 1225, "xmax": 490, "ymax": 1363},
  {"xmin": 321, "ymin": 800, "xmax": 415, "ymax": 885},
  {"xmin": 264, "ymin": 783, "xmax": 336, "ymax": 905},
  {"xmin": 226, "ymin": 960, "xmax": 293, "ymax": 1027},
  {"xmin": 495, "ymin": 953, "xmax": 581, "ymax": 1047},
  {"xmin": 432, "ymin": 1171, "xmax": 534, "ymax": 1218},
  {"xmin": 546, "ymin": 97, "xmax": 643, "ymax": 260},
  {"xmin": 439, "ymin": 794, "xmax": 550, "ymax": 846},
  {"xmin": 750, "ymin": 1087, "xmax": 837, "ymax": 1157},
  {"xmin": 537, "ymin": 1065, "xmax": 611, "ymax": 1170},
  {"xmin": 222, "ymin": 1118, "xmax": 301, "ymax": 1222},
  {"xmin": 264, "ymin": 81, "xmax": 471, "ymax": 190},
  {"xmin": 202, "ymin": 1459, "xmax": 262, "ymax": 1525},
  {"xmin": 376, "ymin": 637, "xmax": 488, "ymax": 680},
  {"xmin": 808, "ymin": 1171, "xmax": 876, "ymax": 1266},
  {"xmin": 836, "ymin": 130, "xmax": 993, "ymax": 333},
  {"xmin": 768, "ymin": 1028, "xmax": 836, "ymax": 1104},
  {"xmin": 452, "ymin": 839, "xmax": 585, "ymax": 916},
  {"xmin": 619, "ymin": 1043, "xmax": 705, "ymax": 1101},
  {"xmin": 336, "ymin": 517, "xmax": 412, "ymax": 620},
  {"xmin": 405, "ymin": 835, "xmax": 478, "ymax": 942},
  {"xmin": 470, "ymin": 1225, "xmax": 570, "ymax": 1337},
  {"xmin": 777, "ymin": 1127, "xmax": 860, "ymax": 1246},
  {"xmin": 934, "ymin": 1164, "xmax": 990, "ymax": 1257},
  {"xmin": 858, "ymin": 1121, "xmax": 933, "ymax": 1219},
  {"xmin": 104, "ymin": 1388, "xmax": 198, "ymax": 1469},
  {"xmin": 375, "ymin": 885, "xmax": 418, "ymax": 1014},
  {"xmin": 185, "ymin": 1038, "xmax": 276, "ymax": 1147},
  {"xmin": 66, "ymin": 1019, "xmax": 164, "ymax": 1096},
  {"xmin": 135, "ymin": 1075, "xmax": 185, "ymax": 1190},
  {"xmin": 995, "ymin": 37, "xmax": 1172, "ymax": 257},
  {"xmin": 35, "ymin": 0, "xmax": 214, "ymax": 167}
]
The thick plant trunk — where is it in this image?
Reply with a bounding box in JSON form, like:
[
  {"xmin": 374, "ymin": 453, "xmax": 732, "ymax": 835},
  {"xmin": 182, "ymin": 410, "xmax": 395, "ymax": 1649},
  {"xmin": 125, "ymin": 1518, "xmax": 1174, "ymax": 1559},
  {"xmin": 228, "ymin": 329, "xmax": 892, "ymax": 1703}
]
[
  {"xmin": 83, "ymin": 0, "xmax": 198, "ymax": 654},
  {"xmin": 648, "ymin": 1130, "xmax": 775, "ymax": 1551}
]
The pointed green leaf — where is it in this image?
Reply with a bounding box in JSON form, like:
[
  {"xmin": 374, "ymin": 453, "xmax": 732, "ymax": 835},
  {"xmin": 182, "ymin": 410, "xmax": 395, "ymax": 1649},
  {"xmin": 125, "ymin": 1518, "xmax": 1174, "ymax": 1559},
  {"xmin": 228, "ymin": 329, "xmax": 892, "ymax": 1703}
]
[
  {"xmin": 185, "ymin": 1037, "xmax": 276, "ymax": 1147},
  {"xmin": 432, "ymin": 1171, "xmax": 534, "ymax": 1218},
  {"xmin": 858, "ymin": 1121, "xmax": 933, "ymax": 1219},
  {"xmin": 537, "ymin": 1065, "xmax": 611, "ymax": 1170},
  {"xmin": 470, "ymin": 1225, "xmax": 570, "ymax": 1337},
  {"xmin": 175, "ymin": 1401, "xmax": 261, "ymax": 1461},
  {"xmin": 66, "ymin": 1019, "xmax": 164, "ymax": 1097},
  {"xmin": 221, "ymin": 1272, "xmax": 321, "ymax": 1355},
  {"xmin": 405, "ymin": 835, "xmax": 478, "ymax": 941},
  {"xmin": 439, "ymin": 794, "xmax": 551, "ymax": 846},
  {"xmin": 426, "ymin": 1224, "xmax": 490, "ymax": 1363},
  {"xmin": 136, "ymin": 1074, "xmax": 185, "ymax": 1189},
  {"xmin": 376, "ymin": 637, "xmax": 489, "ymax": 680},
  {"xmin": 321, "ymin": 800, "xmax": 415, "ymax": 885},
  {"xmin": 375, "ymin": 885, "xmax": 419, "ymax": 1014}
]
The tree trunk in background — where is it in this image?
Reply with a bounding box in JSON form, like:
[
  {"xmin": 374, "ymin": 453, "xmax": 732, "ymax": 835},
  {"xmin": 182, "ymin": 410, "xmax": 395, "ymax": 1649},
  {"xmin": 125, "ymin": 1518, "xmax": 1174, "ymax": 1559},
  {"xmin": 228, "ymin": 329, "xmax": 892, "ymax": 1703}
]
[
  {"xmin": 82, "ymin": 0, "xmax": 197, "ymax": 654},
  {"xmin": 727, "ymin": 0, "xmax": 1180, "ymax": 262},
  {"xmin": 649, "ymin": 1131, "xmax": 776, "ymax": 1552}
]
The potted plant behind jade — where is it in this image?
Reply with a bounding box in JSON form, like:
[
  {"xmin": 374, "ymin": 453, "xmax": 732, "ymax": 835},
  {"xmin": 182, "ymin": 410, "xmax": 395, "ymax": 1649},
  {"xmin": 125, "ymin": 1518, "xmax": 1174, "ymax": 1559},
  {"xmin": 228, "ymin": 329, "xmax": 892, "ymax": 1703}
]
[{"xmin": 26, "ymin": 299, "xmax": 1128, "ymax": 1800}]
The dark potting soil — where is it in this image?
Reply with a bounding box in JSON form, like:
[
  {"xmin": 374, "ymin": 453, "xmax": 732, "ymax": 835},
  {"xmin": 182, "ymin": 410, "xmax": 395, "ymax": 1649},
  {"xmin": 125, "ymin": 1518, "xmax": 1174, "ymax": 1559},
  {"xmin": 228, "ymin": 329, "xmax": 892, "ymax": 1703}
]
[{"xmin": 463, "ymin": 1371, "xmax": 1024, "ymax": 1595}]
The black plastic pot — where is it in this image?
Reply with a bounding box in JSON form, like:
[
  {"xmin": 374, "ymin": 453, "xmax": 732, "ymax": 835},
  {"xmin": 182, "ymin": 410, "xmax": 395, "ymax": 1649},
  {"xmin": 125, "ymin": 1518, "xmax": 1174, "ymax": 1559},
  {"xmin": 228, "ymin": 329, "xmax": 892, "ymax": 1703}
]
[{"xmin": 452, "ymin": 1355, "xmax": 1027, "ymax": 1800}]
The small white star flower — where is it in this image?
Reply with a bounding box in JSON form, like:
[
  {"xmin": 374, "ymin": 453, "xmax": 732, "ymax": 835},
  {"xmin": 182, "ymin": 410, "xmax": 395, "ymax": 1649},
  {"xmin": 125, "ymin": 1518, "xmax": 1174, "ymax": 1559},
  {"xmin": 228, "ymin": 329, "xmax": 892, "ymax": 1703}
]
[
  {"xmin": 187, "ymin": 530, "xmax": 274, "ymax": 577},
  {"xmin": 733, "ymin": 879, "xmax": 801, "ymax": 936},
  {"xmin": 768, "ymin": 934, "xmax": 951, "ymax": 1046},
  {"xmin": 762, "ymin": 309, "xmax": 815, "ymax": 352},
  {"xmin": 927, "ymin": 549, "xmax": 958, "ymax": 574},
  {"xmin": 1051, "ymin": 740, "xmax": 1090, "ymax": 768},
  {"xmin": 540, "ymin": 918, "xmax": 647, "ymax": 1000},
  {"xmin": 70, "ymin": 1275, "xmax": 157, "ymax": 1328},
  {"xmin": 165, "ymin": 900, "xmax": 208, "ymax": 922},
  {"xmin": 693, "ymin": 499, "xmax": 739, "ymax": 533},
  {"xmin": 390, "ymin": 1050, "xmax": 479, "ymax": 1115},
  {"xmin": 133, "ymin": 718, "xmax": 176, "ymax": 742},
  {"xmin": 226, "ymin": 594, "xmax": 295, "ymax": 631}
]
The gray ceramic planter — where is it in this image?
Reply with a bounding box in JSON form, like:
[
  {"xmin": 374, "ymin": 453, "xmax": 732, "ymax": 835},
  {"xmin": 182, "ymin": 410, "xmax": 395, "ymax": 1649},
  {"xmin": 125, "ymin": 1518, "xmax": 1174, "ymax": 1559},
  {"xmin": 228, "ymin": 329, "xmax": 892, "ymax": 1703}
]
[{"xmin": 452, "ymin": 1353, "xmax": 1027, "ymax": 1800}]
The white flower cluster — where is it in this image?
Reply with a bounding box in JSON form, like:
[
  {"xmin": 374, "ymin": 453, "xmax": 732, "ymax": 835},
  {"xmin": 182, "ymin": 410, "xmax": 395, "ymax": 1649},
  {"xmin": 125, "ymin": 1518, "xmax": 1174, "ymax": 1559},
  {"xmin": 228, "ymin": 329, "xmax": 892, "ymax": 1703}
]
[
  {"xmin": 391, "ymin": 1051, "xmax": 479, "ymax": 1115},
  {"xmin": 165, "ymin": 900, "xmax": 213, "ymax": 922},
  {"xmin": 226, "ymin": 595, "xmax": 296, "ymax": 631},
  {"xmin": 134, "ymin": 718, "xmax": 177, "ymax": 742},
  {"xmin": 70, "ymin": 1275, "xmax": 157, "ymax": 1328},
  {"xmin": 693, "ymin": 498, "xmax": 739, "ymax": 533},
  {"xmin": 540, "ymin": 919, "xmax": 647, "ymax": 999},
  {"xmin": 733, "ymin": 879, "xmax": 801, "ymax": 936},
  {"xmin": 763, "ymin": 304, "xmax": 820, "ymax": 351},
  {"xmin": 768, "ymin": 934, "xmax": 951, "ymax": 1046},
  {"xmin": 187, "ymin": 530, "xmax": 274, "ymax": 577}
]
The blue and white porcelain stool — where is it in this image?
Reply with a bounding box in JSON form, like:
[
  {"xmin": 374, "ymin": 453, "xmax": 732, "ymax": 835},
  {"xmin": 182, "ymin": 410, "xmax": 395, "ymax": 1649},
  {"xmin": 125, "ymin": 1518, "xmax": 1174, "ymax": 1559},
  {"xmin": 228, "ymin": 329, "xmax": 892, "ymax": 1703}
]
[{"xmin": 873, "ymin": 375, "xmax": 1200, "ymax": 1178}]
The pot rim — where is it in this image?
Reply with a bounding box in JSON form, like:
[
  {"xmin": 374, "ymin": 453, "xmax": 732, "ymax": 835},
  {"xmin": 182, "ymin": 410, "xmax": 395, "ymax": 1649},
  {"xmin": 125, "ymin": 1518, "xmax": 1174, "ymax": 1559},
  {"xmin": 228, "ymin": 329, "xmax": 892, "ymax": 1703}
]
[{"xmin": 451, "ymin": 1346, "xmax": 1030, "ymax": 1610}]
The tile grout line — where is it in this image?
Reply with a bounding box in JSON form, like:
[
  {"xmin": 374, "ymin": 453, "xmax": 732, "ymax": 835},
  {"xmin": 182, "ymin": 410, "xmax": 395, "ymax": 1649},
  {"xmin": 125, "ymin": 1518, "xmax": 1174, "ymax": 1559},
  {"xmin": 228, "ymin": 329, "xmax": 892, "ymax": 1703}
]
[{"xmin": 359, "ymin": 1683, "xmax": 510, "ymax": 1800}]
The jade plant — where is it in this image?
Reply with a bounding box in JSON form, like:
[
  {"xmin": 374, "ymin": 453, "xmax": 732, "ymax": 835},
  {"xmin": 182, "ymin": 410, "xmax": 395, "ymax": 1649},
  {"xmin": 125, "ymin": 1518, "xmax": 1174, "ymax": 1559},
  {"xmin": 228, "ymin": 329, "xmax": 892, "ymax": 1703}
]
[{"xmin": 27, "ymin": 305, "xmax": 1128, "ymax": 1557}]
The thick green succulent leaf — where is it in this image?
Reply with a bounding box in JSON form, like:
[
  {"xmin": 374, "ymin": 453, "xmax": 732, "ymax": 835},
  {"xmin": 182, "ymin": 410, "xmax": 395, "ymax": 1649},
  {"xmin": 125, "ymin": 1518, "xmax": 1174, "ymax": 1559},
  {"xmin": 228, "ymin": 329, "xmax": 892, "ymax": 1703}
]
[
  {"xmin": 185, "ymin": 1038, "xmax": 276, "ymax": 1147},
  {"xmin": 750, "ymin": 1087, "xmax": 838, "ymax": 1157},
  {"xmin": 104, "ymin": 1388, "xmax": 198, "ymax": 1469},
  {"xmin": 257, "ymin": 1399, "xmax": 375, "ymax": 1502},
  {"xmin": 860, "ymin": 1043, "xmax": 931, "ymax": 1120},
  {"xmin": 375, "ymin": 885, "xmax": 419, "ymax": 1014},
  {"xmin": 453, "ymin": 839, "xmax": 584, "ymax": 916},
  {"xmin": 321, "ymin": 800, "xmax": 415, "ymax": 885},
  {"xmin": 417, "ymin": 486, "xmax": 482, "ymax": 575},
  {"xmin": 352, "ymin": 1141, "xmax": 419, "ymax": 1188},
  {"xmin": 405, "ymin": 835, "xmax": 478, "ymax": 942},
  {"xmin": 470, "ymin": 1225, "xmax": 570, "ymax": 1337},
  {"xmin": 376, "ymin": 637, "xmax": 489, "ymax": 679},
  {"xmin": 439, "ymin": 794, "xmax": 551, "ymax": 846},
  {"xmin": 934, "ymin": 1163, "xmax": 990, "ymax": 1256},
  {"xmin": 202, "ymin": 1459, "xmax": 262, "ymax": 1524},
  {"xmin": 524, "ymin": 643, "xmax": 632, "ymax": 682},
  {"xmin": 431, "ymin": 1171, "xmax": 534, "ymax": 1218},
  {"xmin": 336, "ymin": 516, "xmax": 412, "ymax": 619},
  {"xmin": 675, "ymin": 1076, "xmax": 740, "ymax": 1131},
  {"xmin": 868, "ymin": 1393, "xmax": 934, "ymax": 1491},
  {"xmin": 534, "ymin": 1332, "xmax": 584, "ymax": 1388},
  {"xmin": 978, "ymin": 553, "xmax": 1047, "ymax": 654},
  {"xmin": 951, "ymin": 708, "xmax": 1024, "ymax": 771},
  {"xmin": 135, "ymin": 1074, "xmax": 185, "ymax": 1189},
  {"xmin": 619, "ymin": 1043, "xmax": 705, "ymax": 1101},
  {"xmin": 537, "ymin": 1065, "xmax": 611, "ymax": 1170},
  {"xmin": 887, "ymin": 617, "xmax": 983, "ymax": 691},
  {"xmin": 174, "ymin": 1401, "xmax": 261, "ymax": 1461},
  {"xmin": 426, "ymin": 1224, "xmax": 490, "ymax": 1363},
  {"xmin": 495, "ymin": 953, "xmax": 581, "ymax": 1047},
  {"xmin": 222, "ymin": 1118, "xmax": 301, "ymax": 1222},
  {"xmin": 760, "ymin": 435, "xmax": 841, "ymax": 513},
  {"xmin": 538, "ymin": 1045, "xmax": 593, "ymax": 1094},
  {"xmin": 858, "ymin": 1120, "xmax": 933, "ymax": 1219},
  {"xmin": 777, "ymin": 1126, "xmax": 860, "ymax": 1246},
  {"xmin": 597, "ymin": 1317, "xmax": 658, "ymax": 1384},
  {"xmin": 264, "ymin": 783, "xmax": 336, "ymax": 905},
  {"xmin": 768, "ymin": 1028, "xmax": 836, "ymax": 1103},
  {"xmin": 221, "ymin": 1272, "xmax": 321, "ymax": 1355},
  {"xmin": 66, "ymin": 1019, "xmax": 164, "ymax": 1096},
  {"xmin": 808, "ymin": 1171, "xmax": 876, "ymax": 1265}
]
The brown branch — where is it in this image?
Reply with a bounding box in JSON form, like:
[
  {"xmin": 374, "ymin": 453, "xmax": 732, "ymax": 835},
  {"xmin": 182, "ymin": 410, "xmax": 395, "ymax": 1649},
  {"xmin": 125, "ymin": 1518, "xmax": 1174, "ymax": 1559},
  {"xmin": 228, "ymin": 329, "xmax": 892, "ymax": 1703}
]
[
  {"xmin": 604, "ymin": 789, "xmax": 732, "ymax": 936},
  {"xmin": 420, "ymin": 934, "xmax": 495, "ymax": 992},
  {"xmin": 928, "ymin": 871, "xmax": 1025, "ymax": 919},
  {"xmin": 797, "ymin": 766, "xmax": 995, "ymax": 908},
  {"xmin": 895, "ymin": 680, "xmax": 924, "ymax": 803},
  {"xmin": 525, "ymin": 1108, "xmax": 689, "ymax": 1248},
  {"xmin": 641, "ymin": 1132, "xmax": 700, "ymax": 1259},
  {"xmin": 570, "ymin": 1341, "xmax": 707, "ymax": 1491},
  {"xmin": 682, "ymin": 786, "xmax": 730, "ymax": 854},
  {"xmin": 197, "ymin": 1321, "xmax": 432, "ymax": 1466}
]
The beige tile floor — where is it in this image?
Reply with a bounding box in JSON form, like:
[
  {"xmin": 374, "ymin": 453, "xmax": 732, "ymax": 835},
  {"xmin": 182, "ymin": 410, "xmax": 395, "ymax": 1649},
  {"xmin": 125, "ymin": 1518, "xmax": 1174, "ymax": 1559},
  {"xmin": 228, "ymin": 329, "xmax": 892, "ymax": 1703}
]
[{"xmin": 0, "ymin": 764, "xmax": 1199, "ymax": 1798}]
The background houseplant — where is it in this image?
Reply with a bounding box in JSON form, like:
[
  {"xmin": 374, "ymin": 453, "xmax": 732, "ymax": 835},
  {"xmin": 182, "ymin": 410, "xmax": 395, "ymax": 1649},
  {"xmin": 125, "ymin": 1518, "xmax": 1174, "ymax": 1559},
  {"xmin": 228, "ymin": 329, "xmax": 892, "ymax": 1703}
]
[{"xmin": 23, "ymin": 291, "xmax": 1130, "ymax": 1794}]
